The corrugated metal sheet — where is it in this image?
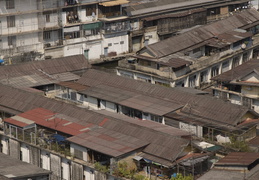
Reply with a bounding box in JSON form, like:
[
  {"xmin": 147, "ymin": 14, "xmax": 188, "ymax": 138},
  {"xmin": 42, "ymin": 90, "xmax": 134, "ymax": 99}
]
[
  {"xmin": 215, "ymin": 152, "xmax": 259, "ymax": 166},
  {"xmin": 145, "ymin": 9, "xmax": 259, "ymax": 58}
]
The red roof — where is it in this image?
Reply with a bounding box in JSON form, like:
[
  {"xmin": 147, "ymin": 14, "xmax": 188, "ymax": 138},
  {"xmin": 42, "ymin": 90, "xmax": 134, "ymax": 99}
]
[{"xmin": 4, "ymin": 108, "xmax": 91, "ymax": 136}]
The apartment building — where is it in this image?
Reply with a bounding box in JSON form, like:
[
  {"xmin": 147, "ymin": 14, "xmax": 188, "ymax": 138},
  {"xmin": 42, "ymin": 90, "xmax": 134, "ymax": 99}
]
[
  {"xmin": 117, "ymin": 9, "xmax": 259, "ymax": 89},
  {"xmin": 0, "ymin": 0, "xmax": 251, "ymax": 64}
]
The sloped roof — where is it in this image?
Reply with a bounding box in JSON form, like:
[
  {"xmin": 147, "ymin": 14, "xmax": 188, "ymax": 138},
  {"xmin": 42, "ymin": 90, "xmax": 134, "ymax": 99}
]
[
  {"xmin": 0, "ymin": 84, "xmax": 189, "ymax": 162},
  {"xmin": 0, "ymin": 55, "xmax": 90, "ymax": 88},
  {"xmin": 211, "ymin": 59, "xmax": 259, "ymax": 82},
  {"xmin": 0, "ymin": 153, "xmax": 51, "ymax": 179},
  {"xmin": 77, "ymin": 69, "xmax": 253, "ymax": 126},
  {"xmin": 144, "ymin": 9, "xmax": 259, "ymax": 58}
]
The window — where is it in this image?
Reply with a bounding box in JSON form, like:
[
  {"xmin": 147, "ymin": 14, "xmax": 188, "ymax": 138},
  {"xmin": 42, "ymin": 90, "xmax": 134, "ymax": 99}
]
[
  {"xmin": 6, "ymin": 0, "xmax": 14, "ymax": 9},
  {"xmin": 45, "ymin": 14, "xmax": 50, "ymax": 23},
  {"xmin": 193, "ymin": 47, "xmax": 201, "ymax": 54},
  {"xmin": 8, "ymin": 36, "xmax": 16, "ymax": 46},
  {"xmin": 108, "ymin": 43, "xmax": 112, "ymax": 47},
  {"xmin": 43, "ymin": 31, "xmax": 51, "ymax": 40},
  {"xmin": 7, "ymin": 16, "xmax": 15, "ymax": 27},
  {"xmin": 120, "ymin": 41, "xmax": 124, "ymax": 44},
  {"xmin": 74, "ymin": 149, "xmax": 83, "ymax": 159},
  {"xmin": 86, "ymin": 4, "xmax": 96, "ymax": 16}
]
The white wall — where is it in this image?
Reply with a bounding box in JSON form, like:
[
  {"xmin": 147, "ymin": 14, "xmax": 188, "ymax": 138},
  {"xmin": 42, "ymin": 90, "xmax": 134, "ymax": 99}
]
[
  {"xmin": 0, "ymin": 0, "xmax": 37, "ymax": 14},
  {"xmin": 0, "ymin": 138, "xmax": 9, "ymax": 155},
  {"xmin": 84, "ymin": 167, "xmax": 95, "ymax": 180},
  {"xmin": 62, "ymin": 158, "xmax": 71, "ymax": 180},
  {"xmin": 1, "ymin": 13, "xmax": 39, "ymax": 35},
  {"xmin": 103, "ymin": 34, "xmax": 129, "ymax": 55},
  {"xmin": 179, "ymin": 122, "xmax": 203, "ymax": 138},
  {"xmin": 20, "ymin": 143, "xmax": 30, "ymax": 163},
  {"xmin": 41, "ymin": 150, "xmax": 51, "ymax": 170}
]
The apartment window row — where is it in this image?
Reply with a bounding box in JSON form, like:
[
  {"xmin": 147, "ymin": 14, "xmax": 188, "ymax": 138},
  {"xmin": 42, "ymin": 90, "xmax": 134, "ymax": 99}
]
[{"xmin": 6, "ymin": 0, "xmax": 14, "ymax": 9}]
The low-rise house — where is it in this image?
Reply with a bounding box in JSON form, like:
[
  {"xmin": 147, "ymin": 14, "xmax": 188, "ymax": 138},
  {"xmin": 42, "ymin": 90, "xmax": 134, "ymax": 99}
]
[
  {"xmin": 211, "ymin": 59, "xmax": 259, "ymax": 113},
  {"xmin": 117, "ymin": 9, "xmax": 259, "ymax": 89},
  {"xmin": 198, "ymin": 152, "xmax": 259, "ymax": 180}
]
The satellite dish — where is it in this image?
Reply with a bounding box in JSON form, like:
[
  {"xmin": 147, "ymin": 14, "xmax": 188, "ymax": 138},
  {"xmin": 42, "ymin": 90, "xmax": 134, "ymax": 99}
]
[{"xmin": 241, "ymin": 43, "xmax": 246, "ymax": 49}]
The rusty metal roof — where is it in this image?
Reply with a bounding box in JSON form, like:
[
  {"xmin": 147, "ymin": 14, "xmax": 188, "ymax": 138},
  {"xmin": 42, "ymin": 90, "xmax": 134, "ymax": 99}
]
[
  {"xmin": 215, "ymin": 152, "xmax": 259, "ymax": 167},
  {"xmin": 159, "ymin": 58, "xmax": 191, "ymax": 68}
]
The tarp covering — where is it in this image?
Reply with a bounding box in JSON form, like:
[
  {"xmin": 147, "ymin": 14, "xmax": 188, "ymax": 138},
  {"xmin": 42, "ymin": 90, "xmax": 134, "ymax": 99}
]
[
  {"xmin": 0, "ymin": 59, "xmax": 4, "ymax": 63},
  {"xmin": 83, "ymin": 22, "xmax": 102, "ymax": 30}
]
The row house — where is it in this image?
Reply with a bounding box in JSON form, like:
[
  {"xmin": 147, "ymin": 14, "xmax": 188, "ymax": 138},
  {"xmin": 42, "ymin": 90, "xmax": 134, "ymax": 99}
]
[
  {"xmin": 0, "ymin": 93, "xmax": 209, "ymax": 179},
  {"xmin": 211, "ymin": 59, "xmax": 259, "ymax": 113},
  {"xmin": 126, "ymin": 0, "xmax": 250, "ymax": 52},
  {"xmin": 117, "ymin": 9, "xmax": 259, "ymax": 89},
  {"xmin": 46, "ymin": 68, "xmax": 259, "ymax": 145}
]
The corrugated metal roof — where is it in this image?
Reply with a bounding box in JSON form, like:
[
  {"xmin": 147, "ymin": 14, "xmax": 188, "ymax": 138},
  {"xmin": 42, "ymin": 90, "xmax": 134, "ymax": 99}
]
[
  {"xmin": 211, "ymin": 59, "xmax": 259, "ymax": 82},
  {"xmin": 80, "ymin": 84, "xmax": 182, "ymax": 115},
  {"xmin": 77, "ymin": 69, "xmax": 252, "ymax": 126},
  {"xmin": 0, "ymin": 55, "xmax": 90, "ymax": 88},
  {"xmin": 215, "ymin": 152, "xmax": 259, "ymax": 166},
  {"xmin": 57, "ymin": 81, "xmax": 89, "ymax": 91},
  {"xmin": 0, "ymin": 84, "xmax": 190, "ymax": 163},
  {"xmin": 68, "ymin": 128, "xmax": 148, "ymax": 157},
  {"xmin": 145, "ymin": 9, "xmax": 259, "ymax": 58},
  {"xmin": 159, "ymin": 58, "xmax": 191, "ymax": 68}
]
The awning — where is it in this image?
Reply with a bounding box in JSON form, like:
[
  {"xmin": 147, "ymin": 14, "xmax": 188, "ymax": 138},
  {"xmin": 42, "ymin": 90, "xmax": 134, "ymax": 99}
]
[
  {"xmin": 133, "ymin": 156, "xmax": 143, "ymax": 161},
  {"xmin": 99, "ymin": 0, "xmax": 129, "ymax": 7},
  {"xmin": 64, "ymin": 26, "xmax": 80, "ymax": 33},
  {"xmin": 83, "ymin": 22, "xmax": 102, "ymax": 30}
]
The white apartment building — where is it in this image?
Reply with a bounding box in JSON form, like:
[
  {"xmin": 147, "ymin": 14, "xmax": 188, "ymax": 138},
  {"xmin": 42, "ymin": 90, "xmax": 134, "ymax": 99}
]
[{"xmin": 0, "ymin": 0, "xmax": 130, "ymax": 63}]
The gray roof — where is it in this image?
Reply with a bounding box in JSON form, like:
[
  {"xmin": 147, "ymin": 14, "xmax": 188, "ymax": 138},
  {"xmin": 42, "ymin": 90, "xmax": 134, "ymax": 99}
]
[
  {"xmin": 0, "ymin": 55, "xmax": 89, "ymax": 88},
  {"xmin": 142, "ymin": 9, "xmax": 259, "ymax": 58},
  {"xmin": 80, "ymin": 84, "xmax": 182, "ymax": 115},
  {"xmin": 77, "ymin": 69, "xmax": 253, "ymax": 126},
  {"xmin": 0, "ymin": 153, "xmax": 51, "ymax": 179}
]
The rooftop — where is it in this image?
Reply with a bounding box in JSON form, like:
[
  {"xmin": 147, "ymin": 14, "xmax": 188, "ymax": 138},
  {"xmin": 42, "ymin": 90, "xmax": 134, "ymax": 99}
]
[{"xmin": 0, "ymin": 153, "xmax": 51, "ymax": 179}]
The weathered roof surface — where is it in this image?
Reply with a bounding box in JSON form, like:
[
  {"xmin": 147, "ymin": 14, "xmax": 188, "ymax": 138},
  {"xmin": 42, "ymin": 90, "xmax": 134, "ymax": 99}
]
[
  {"xmin": 0, "ymin": 85, "xmax": 189, "ymax": 163},
  {"xmin": 57, "ymin": 81, "xmax": 89, "ymax": 91},
  {"xmin": 0, "ymin": 55, "xmax": 90, "ymax": 88},
  {"xmin": 4, "ymin": 108, "xmax": 91, "ymax": 136},
  {"xmin": 80, "ymin": 84, "xmax": 182, "ymax": 115},
  {"xmin": 67, "ymin": 128, "xmax": 149, "ymax": 157},
  {"xmin": 211, "ymin": 59, "xmax": 259, "ymax": 82},
  {"xmin": 215, "ymin": 152, "xmax": 259, "ymax": 166},
  {"xmin": 77, "ymin": 69, "xmax": 252, "ymax": 126},
  {"xmin": 0, "ymin": 153, "xmax": 51, "ymax": 179},
  {"xmin": 144, "ymin": 9, "xmax": 259, "ymax": 58},
  {"xmin": 249, "ymin": 136, "xmax": 259, "ymax": 146},
  {"xmin": 198, "ymin": 164, "xmax": 259, "ymax": 180}
]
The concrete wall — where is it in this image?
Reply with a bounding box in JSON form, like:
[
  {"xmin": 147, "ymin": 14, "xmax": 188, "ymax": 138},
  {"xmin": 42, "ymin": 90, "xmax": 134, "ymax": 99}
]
[
  {"xmin": 21, "ymin": 143, "xmax": 30, "ymax": 163},
  {"xmin": 71, "ymin": 162, "xmax": 83, "ymax": 180},
  {"xmin": 50, "ymin": 153, "xmax": 62, "ymax": 180},
  {"xmin": 9, "ymin": 138, "xmax": 20, "ymax": 159},
  {"xmin": 62, "ymin": 158, "xmax": 71, "ymax": 180}
]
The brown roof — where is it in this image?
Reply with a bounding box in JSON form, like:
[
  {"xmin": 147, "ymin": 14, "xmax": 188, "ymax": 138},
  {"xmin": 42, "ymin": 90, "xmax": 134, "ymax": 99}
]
[
  {"xmin": 215, "ymin": 152, "xmax": 259, "ymax": 167},
  {"xmin": 57, "ymin": 81, "xmax": 89, "ymax": 91},
  {"xmin": 77, "ymin": 69, "xmax": 253, "ymax": 126},
  {"xmin": 211, "ymin": 59, "xmax": 259, "ymax": 82},
  {"xmin": 0, "ymin": 84, "xmax": 189, "ymax": 163},
  {"xmin": 144, "ymin": 9, "xmax": 259, "ymax": 58},
  {"xmin": 80, "ymin": 84, "xmax": 182, "ymax": 115},
  {"xmin": 0, "ymin": 55, "xmax": 90, "ymax": 87},
  {"xmin": 67, "ymin": 128, "xmax": 149, "ymax": 157}
]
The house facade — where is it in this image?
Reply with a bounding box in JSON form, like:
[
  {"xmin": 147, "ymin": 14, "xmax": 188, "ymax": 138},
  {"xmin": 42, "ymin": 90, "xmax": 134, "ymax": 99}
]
[{"xmin": 117, "ymin": 9, "xmax": 259, "ymax": 89}]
